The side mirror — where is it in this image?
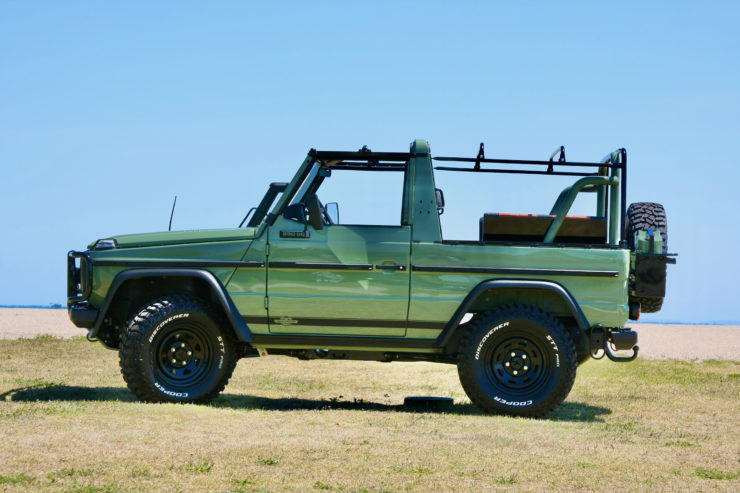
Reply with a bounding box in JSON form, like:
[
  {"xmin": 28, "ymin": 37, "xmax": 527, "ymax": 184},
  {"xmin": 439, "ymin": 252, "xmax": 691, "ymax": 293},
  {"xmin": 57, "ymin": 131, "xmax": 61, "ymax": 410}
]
[
  {"xmin": 284, "ymin": 203, "xmax": 307, "ymax": 223},
  {"xmin": 325, "ymin": 202, "xmax": 339, "ymax": 225},
  {"xmin": 435, "ymin": 188, "xmax": 445, "ymax": 215}
]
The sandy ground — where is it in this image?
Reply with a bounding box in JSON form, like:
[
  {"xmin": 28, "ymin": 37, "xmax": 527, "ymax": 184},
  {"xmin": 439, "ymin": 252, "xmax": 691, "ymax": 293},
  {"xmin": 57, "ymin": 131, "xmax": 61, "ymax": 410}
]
[{"xmin": 0, "ymin": 308, "xmax": 737, "ymax": 360}]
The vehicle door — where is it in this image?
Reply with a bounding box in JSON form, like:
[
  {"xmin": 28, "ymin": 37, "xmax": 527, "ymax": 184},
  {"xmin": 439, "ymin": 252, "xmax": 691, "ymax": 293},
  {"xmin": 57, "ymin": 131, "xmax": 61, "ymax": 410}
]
[{"xmin": 266, "ymin": 163, "xmax": 411, "ymax": 336}]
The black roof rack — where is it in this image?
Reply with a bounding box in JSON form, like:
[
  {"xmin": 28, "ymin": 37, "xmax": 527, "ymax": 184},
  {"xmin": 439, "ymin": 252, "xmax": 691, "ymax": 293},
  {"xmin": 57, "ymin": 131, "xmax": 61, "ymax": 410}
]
[
  {"xmin": 433, "ymin": 143, "xmax": 620, "ymax": 177},
  {"xmin": 315, "ymin": 150, "xmax": 411, "ymax": 162},
  {"xmin": 433, "ymin": 142, "xmax": 628, "ymax": 247},
  {"xmin": 314, "ymin": 150, "xmax": 411, "ymax": 171}
]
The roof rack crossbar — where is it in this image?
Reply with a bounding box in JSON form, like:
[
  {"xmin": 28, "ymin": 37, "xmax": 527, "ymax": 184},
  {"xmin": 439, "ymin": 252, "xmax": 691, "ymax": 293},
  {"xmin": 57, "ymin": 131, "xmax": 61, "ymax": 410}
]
[
  {"xmin": 315, "ymin": 151, "xmax": 411, "ymax": 163},
  {"xmin": 326, "ymin": 163, "xmax": 406, "ymax": 171},
  {"xmin": 433, "ymin": 156, "xmax": 619, "ymax": 168},
  {"xmin": 434, "ymin": 166, "xmax": 598, "ymax": 177}
]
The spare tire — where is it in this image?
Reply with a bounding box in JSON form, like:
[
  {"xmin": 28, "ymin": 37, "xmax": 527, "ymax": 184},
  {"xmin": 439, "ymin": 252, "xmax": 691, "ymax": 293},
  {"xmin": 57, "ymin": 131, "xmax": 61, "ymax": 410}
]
[{"xmin": 626, "ymin": 202, "xmax": 667, "ymax": 313}]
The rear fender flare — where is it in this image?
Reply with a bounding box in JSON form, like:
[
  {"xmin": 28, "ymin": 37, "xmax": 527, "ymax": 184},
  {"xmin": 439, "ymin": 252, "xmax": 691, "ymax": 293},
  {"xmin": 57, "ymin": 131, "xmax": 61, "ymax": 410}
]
[
  {"xmin": 91, "ymin": 269, "xmax": 252, "ymax": 342},
  {"xmin": 434, "ymin": 279, "xmax": 589, "ymax": 348}
]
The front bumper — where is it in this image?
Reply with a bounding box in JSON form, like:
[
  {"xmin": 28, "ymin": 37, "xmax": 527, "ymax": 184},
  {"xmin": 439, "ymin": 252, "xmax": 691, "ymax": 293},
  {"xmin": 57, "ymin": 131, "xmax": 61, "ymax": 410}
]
[
  {"xmin": 69, "ymin": 304, "xmax": 99, "ymax": 328},
  {"xmin": 67, "ymin": 250, "xmax": 97, "ymax": 328}
]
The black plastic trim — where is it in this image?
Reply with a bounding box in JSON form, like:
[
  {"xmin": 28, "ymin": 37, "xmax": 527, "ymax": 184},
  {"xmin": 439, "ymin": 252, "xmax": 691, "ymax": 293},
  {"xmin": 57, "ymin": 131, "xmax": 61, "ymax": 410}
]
[
  {"xmin": 433, "ymin": 279, "xmax": 590, "ymax": 348},
  {"xmin": 243, "ymin": 316, "xmax": 444, "ymax": 330},
  {"xmin": 250, "ymin": 334, "xmax": 436, "ymax": 349},
  {"xmin": 412, "ymin": 265, "xmax": 619, "ymax": 278},
  {"xmin": 93, "ymin": 260, "xmax": 265, "ymax": 268},
  {"xmin": 90, "ymin": 269, "xmax": 252, "ymax": 342},
  {"xmin": 268, "ymin": 261, "xmax": 373, "ymax": 271}
]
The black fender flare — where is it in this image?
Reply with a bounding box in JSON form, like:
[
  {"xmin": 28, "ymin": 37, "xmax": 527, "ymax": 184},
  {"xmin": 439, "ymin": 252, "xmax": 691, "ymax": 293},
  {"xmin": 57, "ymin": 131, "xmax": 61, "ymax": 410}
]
[
  {"xmin": 434, "ymin": 279, "xmax": 590, "ymax": 348},
  {"xmin": 89, "ymin": 269, "xmax": 252, "ymax": 343}
]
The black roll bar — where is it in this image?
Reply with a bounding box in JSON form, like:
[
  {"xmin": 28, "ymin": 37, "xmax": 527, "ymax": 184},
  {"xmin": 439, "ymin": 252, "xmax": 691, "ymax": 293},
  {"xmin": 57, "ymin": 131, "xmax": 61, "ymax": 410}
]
[{"xmin": 433, "ymin": 143, "xmax": 628, "ymax": 247}]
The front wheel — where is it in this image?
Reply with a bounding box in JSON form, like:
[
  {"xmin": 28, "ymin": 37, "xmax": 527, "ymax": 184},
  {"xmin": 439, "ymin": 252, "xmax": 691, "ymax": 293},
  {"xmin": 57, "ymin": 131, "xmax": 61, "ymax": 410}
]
[
  {"xmin": 457, "ymin": 305, "xmax": 577, "ymax": 418},
  {"xmin": 119, "ymin": 296, "xmax": 237, "ymax": 403}
]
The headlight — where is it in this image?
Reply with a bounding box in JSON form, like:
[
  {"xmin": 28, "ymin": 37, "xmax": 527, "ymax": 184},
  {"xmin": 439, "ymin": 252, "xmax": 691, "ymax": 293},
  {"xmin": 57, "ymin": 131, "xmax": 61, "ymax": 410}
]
[{"xmin": 93, "ymin": 239, "xmax": 118, "ymax": 251}]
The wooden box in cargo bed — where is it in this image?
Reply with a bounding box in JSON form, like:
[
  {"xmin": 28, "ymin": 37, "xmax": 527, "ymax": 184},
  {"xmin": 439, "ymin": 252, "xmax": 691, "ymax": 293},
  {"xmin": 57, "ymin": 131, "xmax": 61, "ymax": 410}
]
[{"xmin": 480, "ymin": 213, "xmax": 607, "ymax": 244}]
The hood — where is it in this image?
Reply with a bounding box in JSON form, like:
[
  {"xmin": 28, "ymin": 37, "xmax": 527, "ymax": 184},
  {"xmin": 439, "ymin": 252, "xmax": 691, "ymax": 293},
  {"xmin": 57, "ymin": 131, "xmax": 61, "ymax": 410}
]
[{"xmin": 88, "ymin": 228, "xmax": 259, "ymax": 250}]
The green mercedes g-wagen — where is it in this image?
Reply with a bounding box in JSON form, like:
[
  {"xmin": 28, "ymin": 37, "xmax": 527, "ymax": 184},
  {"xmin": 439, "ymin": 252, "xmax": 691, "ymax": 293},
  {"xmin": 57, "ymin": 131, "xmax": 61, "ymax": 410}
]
[{"xmin": 67, "ymin": 140, "xmax": 674, "ymax": 417}]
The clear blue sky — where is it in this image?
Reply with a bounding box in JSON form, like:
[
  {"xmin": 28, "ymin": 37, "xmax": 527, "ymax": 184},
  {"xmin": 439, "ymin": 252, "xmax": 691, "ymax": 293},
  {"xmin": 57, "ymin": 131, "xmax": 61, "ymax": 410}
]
[{"xmin": 1, "ymin": 2, "xmax": 738, "ymax": 323}]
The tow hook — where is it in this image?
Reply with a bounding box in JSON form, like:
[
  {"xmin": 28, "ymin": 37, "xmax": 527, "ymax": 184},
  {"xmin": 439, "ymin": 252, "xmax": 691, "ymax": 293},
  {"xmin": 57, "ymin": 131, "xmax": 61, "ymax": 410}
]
[{"xmin": 590, "ymin": 326, "xmax": 639, "ymax": 362}]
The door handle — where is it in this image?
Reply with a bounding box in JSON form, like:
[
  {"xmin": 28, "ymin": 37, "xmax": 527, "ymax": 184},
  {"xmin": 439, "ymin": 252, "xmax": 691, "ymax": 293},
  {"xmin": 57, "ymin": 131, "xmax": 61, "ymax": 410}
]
[{"xmin": 375, "ymin": 264, "xmax": 406, "ymax": 271}]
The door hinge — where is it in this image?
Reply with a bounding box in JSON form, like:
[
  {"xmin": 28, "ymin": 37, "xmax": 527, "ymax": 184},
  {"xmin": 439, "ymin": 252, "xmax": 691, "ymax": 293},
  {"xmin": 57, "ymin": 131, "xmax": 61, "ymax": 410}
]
[
  {"xmin": 264, "ymin": 296, "xmax": 269, "ymax": 310},
  {"xmin": 265, "ymin": 243, "xmax": 270, "ymax": 256}
]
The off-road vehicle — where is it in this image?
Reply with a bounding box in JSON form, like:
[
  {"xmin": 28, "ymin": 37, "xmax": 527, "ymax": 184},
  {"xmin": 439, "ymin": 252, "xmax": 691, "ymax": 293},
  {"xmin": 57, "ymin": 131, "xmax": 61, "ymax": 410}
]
[{"xmin": 67, "ymin": 140, "xmax": 675, "ymax": 417}]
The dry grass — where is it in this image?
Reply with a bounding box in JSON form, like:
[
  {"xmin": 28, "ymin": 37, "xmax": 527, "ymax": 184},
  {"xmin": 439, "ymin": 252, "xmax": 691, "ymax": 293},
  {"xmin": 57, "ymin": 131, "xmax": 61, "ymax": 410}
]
[{"xmin": 0, "ymin": 336, "xmax": 738, "ymax": 492}]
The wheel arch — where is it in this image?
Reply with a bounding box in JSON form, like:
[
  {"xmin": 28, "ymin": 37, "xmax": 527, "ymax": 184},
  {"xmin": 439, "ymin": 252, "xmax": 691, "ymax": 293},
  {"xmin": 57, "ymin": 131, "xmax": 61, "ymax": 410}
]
[
  {"xmin": 435, "ymin": 279, "xmax": 590, "ymax": 357},
  {"xmin": 91, "ymin": 269, "xmax": 252, "ymax": 349}
]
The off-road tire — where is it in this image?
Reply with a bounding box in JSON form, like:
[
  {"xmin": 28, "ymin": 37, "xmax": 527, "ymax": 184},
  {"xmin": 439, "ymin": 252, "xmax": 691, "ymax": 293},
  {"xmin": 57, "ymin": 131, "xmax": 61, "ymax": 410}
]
[
  {"xmin": 457, "ymin": 305, "xmax": 577, "ymax": 418},
  {"xmin": 627, "ymin": 202, "xmax": 668, "ymax": 313},
  {"xmin": 119, "ymin": 296, "xmax": 237, "ymax": 403}
]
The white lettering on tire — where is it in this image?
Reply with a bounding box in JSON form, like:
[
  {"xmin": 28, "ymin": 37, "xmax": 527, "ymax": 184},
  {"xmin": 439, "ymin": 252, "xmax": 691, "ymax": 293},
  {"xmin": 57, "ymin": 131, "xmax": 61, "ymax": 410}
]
[
  {"xmin": 546, "ymin": 335, "xmax": 560, "ymax": 367},
  {"xmin": 475, "ymin": 322, "xmax": 510, "ymax": 360},
  {"xmin": 494, "ymin": 396, "xmax": 533, "ymax": 407},
  {"xmin": 149, "ymin": 313, "xmax": 190, "ymax": 343},
  {"xmin": 217, "ymin": 336, "xmax": 224, "ymax": 369},
  {"xmin": 154, "ymin": 382, "xmax": 189, "ymax": 398}
]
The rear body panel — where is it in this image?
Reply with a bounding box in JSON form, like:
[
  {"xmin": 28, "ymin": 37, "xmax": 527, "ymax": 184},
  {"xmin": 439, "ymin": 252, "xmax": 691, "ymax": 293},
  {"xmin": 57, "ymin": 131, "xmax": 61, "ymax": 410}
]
[{"xmin": 409, "ymin": 243, "xmax": 629, "ymax": 337}]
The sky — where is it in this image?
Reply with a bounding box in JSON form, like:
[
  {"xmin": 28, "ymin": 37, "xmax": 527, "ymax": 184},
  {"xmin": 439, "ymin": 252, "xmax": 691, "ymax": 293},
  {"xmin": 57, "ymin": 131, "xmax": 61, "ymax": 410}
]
[{"xmin": 1, "ymin": 2, "xmax": 739, "ymax": 323}]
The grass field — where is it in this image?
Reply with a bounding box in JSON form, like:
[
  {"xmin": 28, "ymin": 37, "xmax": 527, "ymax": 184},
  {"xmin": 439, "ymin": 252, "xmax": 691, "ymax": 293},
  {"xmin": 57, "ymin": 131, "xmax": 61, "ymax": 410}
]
[{"xmin": 0, "ymin": 336, "xmax": 738, "ymax": 492}]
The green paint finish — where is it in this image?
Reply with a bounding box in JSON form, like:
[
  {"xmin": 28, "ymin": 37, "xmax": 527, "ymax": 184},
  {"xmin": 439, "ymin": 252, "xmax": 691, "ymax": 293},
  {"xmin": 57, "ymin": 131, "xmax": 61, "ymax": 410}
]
[
  {"xmin": 409, "ymin": 242, "xmax": 629, "ymax": 328},
  {"xmin": 87, "ymin": 238, "xmax": 253, "ymax": 307},
  {"xmin": 70, "ymin": 139, "xmax": 665, "ymax": 360},
  {"xmin": 92, "ymin": 228, "xmax": 258, "ymax": 249},
  {"xmin": 265, "ymin": 216, "xmax": 411, "ymax": 336},
  {"xmin": 409, "ymin": 139, "xmax": 442, "ymax": 243},
  {"xmin": 227, "ymin": 235, "xmax": 268, "ymax": 334}
]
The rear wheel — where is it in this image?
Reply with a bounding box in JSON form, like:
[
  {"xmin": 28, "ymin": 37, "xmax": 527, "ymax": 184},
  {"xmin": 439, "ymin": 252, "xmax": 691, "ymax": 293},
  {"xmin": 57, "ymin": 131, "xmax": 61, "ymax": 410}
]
[
  {"xmin": 457, "ymin": 305, "xmax": 577, "ymax": 418},
  {"xmin": 119, "ymin": 296, "xmax": 237, "ymax": 403},
  {"xmin": 627, "ymin": 202, "xmax": 668, "ymax": 313}
]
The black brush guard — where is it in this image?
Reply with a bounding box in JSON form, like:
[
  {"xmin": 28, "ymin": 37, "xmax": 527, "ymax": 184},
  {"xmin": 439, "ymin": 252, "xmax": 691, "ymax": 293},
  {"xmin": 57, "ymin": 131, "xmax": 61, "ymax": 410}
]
[{"xmin": 67, "ymin": 251, "xmax": 97, "ymax": 328}]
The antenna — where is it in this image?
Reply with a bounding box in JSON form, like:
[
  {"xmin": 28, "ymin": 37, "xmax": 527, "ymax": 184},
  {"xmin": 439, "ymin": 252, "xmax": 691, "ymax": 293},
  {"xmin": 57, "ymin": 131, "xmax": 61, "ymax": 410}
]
[{"xmin": 169, "ymin": 196, "xmax": 177, "ymax": 231}]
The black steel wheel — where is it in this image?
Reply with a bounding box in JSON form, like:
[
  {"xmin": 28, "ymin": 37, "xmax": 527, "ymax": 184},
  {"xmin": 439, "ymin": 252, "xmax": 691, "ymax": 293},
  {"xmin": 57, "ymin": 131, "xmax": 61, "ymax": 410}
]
[
  {"xmin": 119, "ymin": 296, "xmax": 236, "ymax": 403},
  {"xmin": 155, "ymin": 325, "xmax": 214, "ymax": 390},
  {"xmin": 457, "ymin": 305, "xmax": 577, "ymax": 418}
]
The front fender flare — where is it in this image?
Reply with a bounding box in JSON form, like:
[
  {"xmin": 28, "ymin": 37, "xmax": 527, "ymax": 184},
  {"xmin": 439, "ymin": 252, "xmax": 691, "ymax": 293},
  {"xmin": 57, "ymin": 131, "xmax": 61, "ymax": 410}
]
[{"xmin": 89, "ymin": 269, "xmax": 252, "ymax": 343}]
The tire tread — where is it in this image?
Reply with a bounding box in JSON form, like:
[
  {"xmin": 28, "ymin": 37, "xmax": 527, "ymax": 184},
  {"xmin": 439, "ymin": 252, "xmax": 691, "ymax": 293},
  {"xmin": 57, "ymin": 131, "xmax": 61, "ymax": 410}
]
[
  {"xmin": 457, "ymin": 304, "xmax": 577, "ymax": 418},
  {"xmin": 119, "ymin": 295, "xmax": 236, "ymax": 403}
]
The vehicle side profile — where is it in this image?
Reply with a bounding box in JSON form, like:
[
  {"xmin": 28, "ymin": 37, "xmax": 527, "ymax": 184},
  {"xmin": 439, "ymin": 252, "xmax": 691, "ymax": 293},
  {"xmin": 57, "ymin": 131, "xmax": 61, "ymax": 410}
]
[{"xmin": 67, "ymin": 140, "xmax": 675, "ymax": 417}]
